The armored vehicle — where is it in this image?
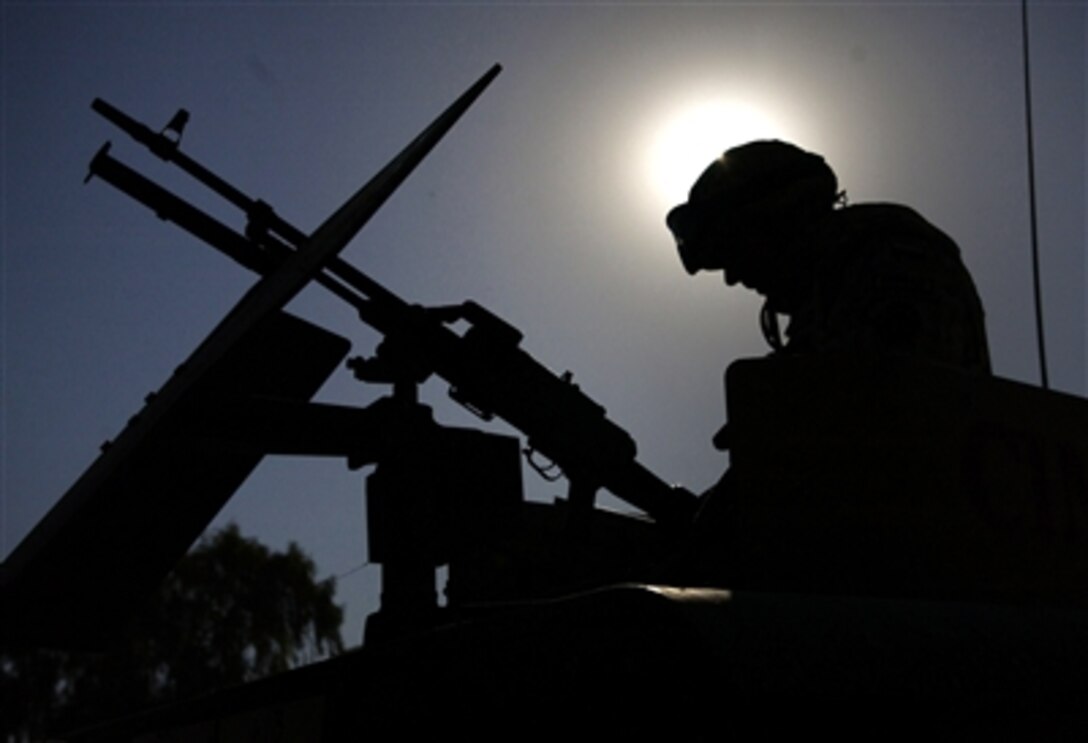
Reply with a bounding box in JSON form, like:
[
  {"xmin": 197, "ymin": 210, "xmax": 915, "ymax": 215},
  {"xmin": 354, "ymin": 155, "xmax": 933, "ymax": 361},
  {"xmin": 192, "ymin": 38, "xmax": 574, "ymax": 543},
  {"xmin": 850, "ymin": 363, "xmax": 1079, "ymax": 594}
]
[{"xmin": 4, "ymin": 66, "xmax": 1087, "ymax": 740}]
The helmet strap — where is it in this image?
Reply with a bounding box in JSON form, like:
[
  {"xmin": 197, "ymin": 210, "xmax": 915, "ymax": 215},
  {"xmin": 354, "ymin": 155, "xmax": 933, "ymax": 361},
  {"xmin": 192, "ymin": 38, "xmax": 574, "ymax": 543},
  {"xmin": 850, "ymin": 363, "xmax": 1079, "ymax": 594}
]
[{"xmin": 760, "ymin": 300, "xmax": 784, "ymax": 352}]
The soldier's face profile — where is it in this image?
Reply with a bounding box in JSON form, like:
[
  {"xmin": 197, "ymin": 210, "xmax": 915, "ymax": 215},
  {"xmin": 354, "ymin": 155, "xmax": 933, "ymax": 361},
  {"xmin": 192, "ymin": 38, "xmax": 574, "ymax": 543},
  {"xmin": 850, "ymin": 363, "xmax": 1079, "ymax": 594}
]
[{"xmin": 718, "ymin": 230, "xmax": 758, "ymax": 288}]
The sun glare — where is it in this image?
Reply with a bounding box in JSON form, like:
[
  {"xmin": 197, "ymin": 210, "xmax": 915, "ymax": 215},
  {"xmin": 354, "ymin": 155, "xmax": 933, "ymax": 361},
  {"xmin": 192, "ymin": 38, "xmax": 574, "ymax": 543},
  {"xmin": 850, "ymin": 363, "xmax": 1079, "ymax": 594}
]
[{"xmin": 646, "ymin": 100, "xmax": 783, "ymax": 210}]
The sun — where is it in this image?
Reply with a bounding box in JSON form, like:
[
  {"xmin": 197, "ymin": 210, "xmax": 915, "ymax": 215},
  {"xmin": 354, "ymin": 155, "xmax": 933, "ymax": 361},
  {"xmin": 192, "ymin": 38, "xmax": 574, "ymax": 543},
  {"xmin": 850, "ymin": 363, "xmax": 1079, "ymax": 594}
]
[{"xmin": 645, "ymin": 99, "xmax": 784, "ymax": 210}]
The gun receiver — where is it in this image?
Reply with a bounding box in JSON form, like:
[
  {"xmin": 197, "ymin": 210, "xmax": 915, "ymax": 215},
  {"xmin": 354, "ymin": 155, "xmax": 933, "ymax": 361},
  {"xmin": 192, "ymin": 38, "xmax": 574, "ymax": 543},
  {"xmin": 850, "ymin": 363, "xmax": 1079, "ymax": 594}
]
[{"xmin": 86, "ymin": 97, "xmax": 698, "ymax": 529}]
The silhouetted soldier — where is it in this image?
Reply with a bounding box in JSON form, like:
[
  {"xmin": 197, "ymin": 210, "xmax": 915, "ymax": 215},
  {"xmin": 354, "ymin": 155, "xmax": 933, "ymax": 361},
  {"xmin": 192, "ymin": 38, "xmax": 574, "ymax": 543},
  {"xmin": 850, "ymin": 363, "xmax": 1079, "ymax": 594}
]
[
  {"xmin": 667, "ymin": 140, "xmax": 991, "ymax": 376},
  {"xmin": 662, "ymin": 141, "xmax": 993, "ymax": 581}
]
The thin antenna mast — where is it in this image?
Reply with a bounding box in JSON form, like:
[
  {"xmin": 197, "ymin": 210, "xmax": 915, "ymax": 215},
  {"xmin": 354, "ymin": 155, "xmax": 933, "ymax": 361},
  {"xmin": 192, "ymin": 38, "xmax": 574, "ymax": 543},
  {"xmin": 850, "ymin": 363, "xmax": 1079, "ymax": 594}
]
[{"xmin": 1021, "ymin": 0, "xmax": 1049, "ymax": 389}]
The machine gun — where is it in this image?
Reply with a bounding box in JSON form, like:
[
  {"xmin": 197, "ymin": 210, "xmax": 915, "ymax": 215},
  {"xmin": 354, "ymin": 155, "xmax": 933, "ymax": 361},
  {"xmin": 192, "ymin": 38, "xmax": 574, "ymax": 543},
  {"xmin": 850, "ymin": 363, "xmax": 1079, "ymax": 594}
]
[
  {"xmin": 1, "ymin": 64, "xmax": 697, "ymax": 647},
  {"xmin": 85, "ymin": 94, "xmax": 696, "ymax": 528}
]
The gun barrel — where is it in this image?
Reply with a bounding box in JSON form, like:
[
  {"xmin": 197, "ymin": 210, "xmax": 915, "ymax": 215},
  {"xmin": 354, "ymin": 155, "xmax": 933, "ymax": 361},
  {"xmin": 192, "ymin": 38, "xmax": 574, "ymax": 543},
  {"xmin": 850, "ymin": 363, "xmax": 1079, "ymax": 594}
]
[
  {"xmin": 86, "ymin": 145, "xmax": 381, "ymax": 319},
  {"xmin": 92, "ymin": 98, "xmax": 296, "ymax": 243},
  {"xmin": 91, "ymin": 98, "xmax": 160, "ymax": 151},
  {"xmin": 87, "ymin": 143, "xmax": 272, "ymax": 275}
]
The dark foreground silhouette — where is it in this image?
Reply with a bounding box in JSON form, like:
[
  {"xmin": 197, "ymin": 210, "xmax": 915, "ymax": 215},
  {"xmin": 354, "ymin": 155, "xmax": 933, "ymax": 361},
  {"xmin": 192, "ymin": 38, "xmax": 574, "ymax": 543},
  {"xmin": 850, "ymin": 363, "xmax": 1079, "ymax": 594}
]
[{"xmin": 4, "ymin": 77, "xmax": 1088, "ymax": 740}]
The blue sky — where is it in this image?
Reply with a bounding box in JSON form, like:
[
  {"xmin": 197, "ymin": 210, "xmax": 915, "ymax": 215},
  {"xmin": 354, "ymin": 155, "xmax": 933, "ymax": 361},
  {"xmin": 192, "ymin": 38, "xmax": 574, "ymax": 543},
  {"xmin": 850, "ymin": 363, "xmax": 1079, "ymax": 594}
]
[{"xmin": 3, "ymin": 1, "xmax": 1084, "ymax": 645}]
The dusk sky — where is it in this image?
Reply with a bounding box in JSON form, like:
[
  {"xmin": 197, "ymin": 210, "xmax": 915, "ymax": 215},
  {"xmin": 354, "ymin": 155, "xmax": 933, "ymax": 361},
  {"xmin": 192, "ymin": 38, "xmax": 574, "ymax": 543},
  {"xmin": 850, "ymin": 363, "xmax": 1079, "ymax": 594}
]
[{"xmin": 3, "ymin": 2, "xmax": 1084, "ymax": 645}]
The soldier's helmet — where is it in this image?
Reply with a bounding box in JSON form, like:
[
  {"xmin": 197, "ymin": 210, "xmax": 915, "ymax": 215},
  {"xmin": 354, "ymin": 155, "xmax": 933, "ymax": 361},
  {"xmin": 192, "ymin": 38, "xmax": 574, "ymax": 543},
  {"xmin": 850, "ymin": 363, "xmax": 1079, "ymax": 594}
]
[{"xmin": 666, "ymin": 140, "xmax": 838, "ymax": 275}]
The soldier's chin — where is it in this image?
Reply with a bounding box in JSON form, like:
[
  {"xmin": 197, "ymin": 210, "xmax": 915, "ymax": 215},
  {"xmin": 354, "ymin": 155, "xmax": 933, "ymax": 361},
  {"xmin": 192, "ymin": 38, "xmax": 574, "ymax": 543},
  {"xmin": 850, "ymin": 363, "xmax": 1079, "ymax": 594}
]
[
  {"xmin": 677, "ymin": 242, "xmax": 706, "ymax": 275},
  {"xmin": 725, "ymin": 272, "xmax": 762, "ymax": 292}
]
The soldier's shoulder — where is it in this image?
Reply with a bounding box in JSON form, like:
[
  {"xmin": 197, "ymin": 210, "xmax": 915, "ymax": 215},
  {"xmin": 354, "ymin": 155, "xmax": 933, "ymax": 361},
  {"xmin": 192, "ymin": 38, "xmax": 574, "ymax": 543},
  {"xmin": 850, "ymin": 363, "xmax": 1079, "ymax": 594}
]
[{"xmin": 822, "ymin": 202, "xmax": 961, "ymax": 256}]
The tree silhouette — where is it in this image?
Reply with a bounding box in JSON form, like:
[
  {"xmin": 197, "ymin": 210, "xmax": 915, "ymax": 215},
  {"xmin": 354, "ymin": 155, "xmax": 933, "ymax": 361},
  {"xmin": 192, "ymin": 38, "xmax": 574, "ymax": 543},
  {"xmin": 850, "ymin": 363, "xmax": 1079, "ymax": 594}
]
[{"xmin": 2, "ymin": 524, "xmax": 344, "ymax": 740}]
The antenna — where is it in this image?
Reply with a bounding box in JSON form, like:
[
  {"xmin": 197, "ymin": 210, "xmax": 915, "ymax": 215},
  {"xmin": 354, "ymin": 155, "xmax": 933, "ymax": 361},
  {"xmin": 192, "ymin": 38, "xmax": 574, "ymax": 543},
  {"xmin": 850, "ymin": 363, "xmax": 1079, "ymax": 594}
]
[{"xmin": 1021, "ymin": 0, "xmax": 1049, "ymax": 390}]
